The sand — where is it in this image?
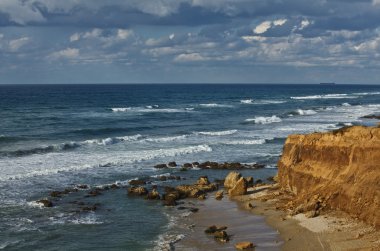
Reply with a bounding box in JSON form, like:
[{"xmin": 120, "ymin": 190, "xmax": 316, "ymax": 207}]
[{"xmin": 175, "ymin": 184, "xmax": 380, "ymax": 250}]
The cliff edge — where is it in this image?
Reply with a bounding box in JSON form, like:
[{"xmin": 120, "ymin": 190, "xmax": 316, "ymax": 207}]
[{"xmin": 278, "ymin": 126, "xmax": 380, "ymax": 228}]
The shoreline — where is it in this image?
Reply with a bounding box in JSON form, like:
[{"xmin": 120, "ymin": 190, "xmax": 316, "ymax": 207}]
[{"xmin": 172, "ymin": 183, "xmax": 380, "ymax": 250}]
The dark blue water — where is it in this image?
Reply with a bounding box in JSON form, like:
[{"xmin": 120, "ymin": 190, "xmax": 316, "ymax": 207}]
[{"xmin": 0, "ymin": 84, "xmax": 379, "ymax": 250}]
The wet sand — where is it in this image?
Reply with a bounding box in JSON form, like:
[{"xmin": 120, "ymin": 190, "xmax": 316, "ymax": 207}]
[{"xmin": 175, "ymin": 184, "xmax": 380, "ymax": 251}]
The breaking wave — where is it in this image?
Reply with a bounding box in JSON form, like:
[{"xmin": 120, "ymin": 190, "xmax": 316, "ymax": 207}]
[
  {"xmin": 196, "ymin": 130, "xmax": 238, "ymax": 136},
  {"xmin": 291, "ymin": 94, "xmax": 358, "ymax": 100},
  {"xmin": 199, "ymin": 103, "xmax": 233, "ymax": 108},
  {"xmin": 245, "ymin": 116, "xmax": 282, "ymax": 124}
]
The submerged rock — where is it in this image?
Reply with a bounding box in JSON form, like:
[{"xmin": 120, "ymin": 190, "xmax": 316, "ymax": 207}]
[
  {"xmin": 37, "ymin": 199, "xmax": 53, "ymax": 207},
  {"xmin": 154, "ymin": 164, "xmax": 167, "ymax": 169},
  {"xmin": 128, "ymin": 186, "xmax": 148, "ymax": 196},
  {"xmin": 235, "ymin": 242, "xmax": 256, "ymax": 250},
  {"xmin": 168, "ymin": 161, "xmax": 177, "ymax": 167},
  {"xmin": 129, "ymin": 179, "xmax": 146, "ymax": 186},
  {"xmin": 146, "ymin": 188, "xmax": 160, "ymax": 200}
]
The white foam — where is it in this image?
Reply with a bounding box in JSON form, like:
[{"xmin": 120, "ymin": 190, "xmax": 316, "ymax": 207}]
[
  {"xmin": 143, "ymin": 135, "xmax": 188, "ymax": 143},
  {"xmin": 342, "ymin": 103, "xmax": 351, "ymax": 106},
  {"xmin": 241, "ymin": 99, "xmax": 254, "ymax": 104},
  {"xmin": 196, "ymin": 129, "xmax": 237, "ymax": 136},
  {"xmin": 291, "ymin": 94, "xmax": 358, "ymax": 100},
  {"xmin": 352, "ymin": 92, "xmax": 380, "ymax": 95},
  {"xmin": 199, "ymin": 103, "xmax": 233, "ymax": 108},
  {"xmin": 222, "ymin": 139, "xmax": 266, "ymax": 145},
  {"xmin": 111, "ymin": 107, "xmax": 188, "ymax": 113},
  {"xmin": 295, "ymin": 109, "xmax": 317, "ymax": 115},
  {"xmin": 245, "ymin": 116, "xmax": 282, "ymax": 124},
  {"xmin": 84, "ymin": 134, "xmax": 142, "ymax": 146},
  {"xmin": 111, "ymin": 107, "xmax": 132, "ymax": 112},
  {"xmin": 154, "ymin": 234, "xmax": 185, "ymax": 251}
]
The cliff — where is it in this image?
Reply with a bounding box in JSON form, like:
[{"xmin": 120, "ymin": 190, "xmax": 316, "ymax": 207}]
[{"xmin": 278, "ymin": 126, "xmax": 380, "ymax": 228}]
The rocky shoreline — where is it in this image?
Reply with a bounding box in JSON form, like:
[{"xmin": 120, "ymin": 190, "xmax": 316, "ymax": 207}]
[{"xmin": 33, "ymin": 126, "xmax": 380, "ymax": 250}]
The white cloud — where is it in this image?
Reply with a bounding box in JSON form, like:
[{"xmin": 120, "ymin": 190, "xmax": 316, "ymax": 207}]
[
  {"xmin": 174, "ymin": 53, "xmax": 206, "ymax": 62},
  {"xmin": 0, "ymin": 0, "xmax": 45, "ymax": 24},
  {"xmin": 9, "ymin": 37, "xmax": 30, "ymax": 52},
  {"xmin": 241, "ymin": 36, "xmax": 266, "ymax": 42},
  {"xmin": 373, "ymin": 0, "xmax": 380, "ymax": 5},
  {"xmin": 299, "ymin": 20, "xmax": 311, "ymax": 30},
  {"xmin": 48, "ymin": 48, "xmax": 79, "ymax": 60},
  {"xmin": 70, "ymin": 33, "xmax": 80, "ymax": 42},
  {"xmin": 273, "ymin": 19, "xmax": 287, "ymax": 26},
  {"xmin": 254, "ymin": 21, "xmax": 272, "ymax": 34},
  {"xmin": 117, "ymin": 29, "xmax": 133, "ymax": 40},
  {"xmin": 169, "ymin": 34, "xmax": 175, "ymax": 40}
]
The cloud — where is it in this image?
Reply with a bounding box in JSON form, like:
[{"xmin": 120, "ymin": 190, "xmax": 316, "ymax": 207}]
[
  {"xmin": 9, "ymin": 37, "xmax": 30, "ymax": 52},
  {"xmin": 254, "ymin": 21, "xmax": 272, "ymax": 34},
  {"xmin": 48, "ymin": 48, "xmax": 79, "ymax": 60},
  {"xmin": 174, "ymin": 53, "xmax": 207, "ymax": 62}
]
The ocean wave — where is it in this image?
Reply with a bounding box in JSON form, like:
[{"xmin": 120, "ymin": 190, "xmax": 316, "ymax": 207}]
[
  {"xmin": 143, "ymin": 135, "xmax": 188, "ymax": 143},
  {"xmin": 196, "ymin": 129, "xmax": 238, "ymax": 136},
  {"xmin": 352, "ymin": 92, "xmax": 380, "ymax": 95},
  {"xmin": 0, "ymin": 134, "xmax": 142, "ymax": 157},
  {"xmin": 293, "ymin": 109, "xmax": 317, "ymax": 116},
  {"xmin": 199, "ymin": 103, "xmax": 233, "ymax": 108},
  {"xmin": 84, "ymin": 134, "xmax": 142, "ymax": 145},
  {"xmin": 245, "ymin": 116, "xmax": 282, "ymax": 124},
  {"xmin": 291, "ymin": 94, "xmax": 358, "ymax": 100},
  {"xmin": 342, "ymin": 103, "xmax": 351, "ymax": 106},
  {"xmin": 241, "ymin": 99, "xmax": 286, "ymax": 105},
  {"xmin": 154, "ymin": 234, "xmax": 185, "ymax": 251},
  {"xmin": 111, "ymin": 106, "xmax": 189, "ymax": 113},
  {"xmin": 222, "ymin": 139, "xmax": 266, "ymax": 145}
]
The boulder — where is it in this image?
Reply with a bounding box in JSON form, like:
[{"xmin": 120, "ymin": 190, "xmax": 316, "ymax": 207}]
[
  {"xmin": 224, "ymin": 172, "xmax": 242, "ymax": 189},
  {"xmin": 129, "ymin": 179, "xmax": 146, "ymax": 186},
  {"xmin": 168, "ymin": 161, "xmax": 177, "ymax": 167},
  {"xmin": 215, "ymin": 190, "xmax": 224, "ymax": 200},
  {"xmin": 235, "ymin": 242, "xmax": 255, "ymax": 250},
  {"xmin": 183, "ymin": 163, "xmax": 193, "ymax": 168},
  {"xmin": 214, "ymin": 230, "xmax": 229, "ymax": 242},
  {"xmin": 50, "ymin": 191, "xmax": 63, "ymax": 198},
  {"xmin": 146, "ymin": 188, "xmax": 160, "ymax": 200},
  {"xmin": 37, "ymin": 199, "xmax": 53, "ymax": 207},
  {"xmin": 197, "ymin": 176, "xmax": 210, "ymax": 185},
  {"xmin": 229, "ymin": 177, "xmax": 248, "ymax": 196},
  {"xmin": 205, "ymin": 225, "xmax": 228, "ymax": 234},
  {"xmin": 77, "ymin": 184, "xmax": 88, "ymax": 189},
  {"xmin": 128, "ymin": 186, "xmax": 148, "ymax": 196},
  {"xmin": 163, "ymin": 197, "xmax": 177, "ymax": 206},
  {"xmin": 192, "ymin": 162, "xmax": 200, "ymax": 166},
  {"xmin": 154, "ymin": 164, "xmax": 167, "ymax": 169},
  {"xmin": 245, "ymin": 177, "xmax": 254, "ymax": 187}
]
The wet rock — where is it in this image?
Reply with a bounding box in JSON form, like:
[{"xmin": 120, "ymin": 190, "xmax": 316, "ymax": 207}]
[
  {"xmin": 224, "ymin": 172, "xmax": 242, "ymax": 189},
  {"xmin": 146, "ymin": 188, "xmax": 160, "ymax": 200},
  {"xmin": 180, "ymin": 167, "xmax": 188, "ymax": 172},
  {"xmin": 229, "ymin": 177, "xmax": 248, "ymax": 196},
  {"xmin": 214, "ymin": 179, "xmax": 225, "ymax": 186},
  {"xmin": 50, "ymin": 191, "xmax": 63, "ymax": 198},
  {"xmin": 189, "ymin": 207, "xmax": 199, "ymax": 213},
  {"xmin": 183, "ymin": 163, "xmax": 193, "ymax": 168},
  {"xmin": 129, "ymin": 179, "xmax": 146, "ymax": 186},
  {"xmin": 127, "ymin": 186, "xmax": 148, "ymax": 196},
  {"xmin": 198, "ymin": 194, "xmax": 206, "ymax": 200},
  {"xmin": 87, "ymin": 188, "xmax": 102, "ymax": 197},
  {"xmin": 37, "ymin": 199, "xmax": 53, "ymax": 207},
  {"xmin": 215, "ymin": 190, "xmax": 224, "ymax": 200},
  {"xmin": 168, "ymin": 161, "xmax": 177, "ymax": 167},
  {"xmin": 81, "ymin": 205, "xmax": 97, "ymax": 212},
  {"xmin": 361, "ymin": 114, "xmax": 380, "ymax": 119},
  {"xmin": 214, "ymin": 230, "xmax": 229, "ymax": 242},
  {"xmin": 110, "ymin": 184, "xmax": 119, "ymax": 189},
  {"xmin": 255, "ymin": 179, "xmax": 263, "ymax": 185},
  {"xmin": 192, "ymin": 162, "xmax": 199, "ymax": 166},
  {"xmin": 154, "ymin": 164, "xmax": 167, "ymax": 169},
  {"xmin": 77, "ymin": 184, "xmax": 89, "ymax": 189},
  {"xmin": 205, "ymin": 225, "xmax": 228, "ymax": 234},
  {"xmin": 198, "ymin": 161, "xmax": 219, "ymax": 169},
  {"xmin": 163, "ymin": 198, "xmax": 177, "ymax": 206},
  {"xmin": 176, "ymin": 183, "xmax": 218, "ymax": 199},
  {"xmin": 267, "ymin": 176, "xmax": 275, "ymax": 182},
  {"xmin": 159, "ymin": 176, "xmax": 167, "ymax": 181},
  {"xmin": 245, "ymin": 177, "xmax": 254, "ymax": 187},
  {"xmin": 252, "ymin": 163, "xmax": 265, "ymax": 169},
  {"xmin": 235, "ymin": 242, "xmax": 255, "ymax": 250},
  {"xmin": 175, "ymin": 176, "xmax": 181, "ymax": 180},
  {"xmin": 197, "ymin": 176, "xmax": 210, "ymax": 185}
]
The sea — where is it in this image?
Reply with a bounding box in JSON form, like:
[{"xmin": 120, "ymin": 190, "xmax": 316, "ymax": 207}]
[{"xmin": 0, "ymin": 84, "xmax": 379, "ymax": 250}]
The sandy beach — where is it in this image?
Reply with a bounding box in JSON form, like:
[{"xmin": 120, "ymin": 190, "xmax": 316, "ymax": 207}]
[{"xmin": 175, "ymin": 183, "xmax": 380, "ymax": 251}]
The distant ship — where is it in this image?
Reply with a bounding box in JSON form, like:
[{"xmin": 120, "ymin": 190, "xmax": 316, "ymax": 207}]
[{"xmin": 320, "ymin": 82, "xmax": 336, "ymax": 85}]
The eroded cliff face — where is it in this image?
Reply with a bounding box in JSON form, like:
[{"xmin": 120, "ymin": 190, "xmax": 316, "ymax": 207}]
[{"xmin": 278, "ymin": 126, "xmax": 380, "ymax": 228}]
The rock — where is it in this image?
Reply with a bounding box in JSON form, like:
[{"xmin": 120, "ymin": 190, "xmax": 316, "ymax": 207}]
[
  {"xmin": 361, "ymin": 114, "xmax": 380, "ymax": 119},
  {"xmin": 248, "ymin": 203, "xmax": 256, "ymax": 209},
  {"xmin": 110, "ymin": 184, "xmax": 119, "ymax": 189},
  {"xmin": 189, "ymin": 207, "xmax": 199, "ymax": 213},
  {"xmin": 305, "ymin": 210, "xmax": 319, "ymax": 218},
  {"xmin": 198, "ymin": 194, "xmax": 206, "ymax": 200},
  {"xmin": 252, "ymin": 163, "xmax": 265, "ymax": 169},
  {"xmin": 154, "ymin": 164, "xmax": 167, "ymax": 169},
  {"xmin": 205, "ymin": 225, "xmax": 228, "ymax": 234},
  {"xmin": 37, "ymin": 199, "xmax": 53, "ymax": 207},
  {"xmin": 183, "ymin": 163, "xmax": 193, "ymax": 168},
  {"xmin": 192, "ymin": 162, "xmax": 199, "ymax": 166},
  {"xmin": 229, "ymin": 177, "xmax": 248, "ymax": 196},
  {"xmin": 146, "ymin": 188, "xmax": 160, "ymax": 200},
  {"xmin": 214, "ymin": 230, "xmax": 229, "ymax": 242},
  {"xmin": 224, "ymin": 171, "xmax": 242, "ymax": 189},
  {"xmin": 180, "ymin": 167, "xmax": 188, "ymax": 172},
  {"xmin": 77, "ymin": 184, "xmax": 88, "ymax": 189},
  {"xmin": 235, "ymin": 242, "xmax": 255, "ymax": 250},
  {"xmin": 81, "ymin": 205, "xmax": 97, "ymax": 212},
  {"xmin": 87, "ymin": 189, "xmax": 102, "ymax": 197},
  {"xmin": 168, "ymin": 161, "xmax": 177, "ymax": 167},
  {"xmin": 159, "ymin": 176, "xmax": 167, "ymax": 181},
  {"xmin": 163, "ymin": 198, "xmax": 177, "ymax": 206},
  {"xmin": 245, "ymin": 177, "xmax": 254, "ymax": 187},
  {"xmin": 128, "ymin": 186, "xmax": 148, "ymax": 196},
  {"xmin": 129, "ymin": 179, "xmax": 146, "ymax": 186},
  {"xmin": 50, "ymin": 191, "xmax": 63, "ymax": 198},
  {"xmin": 197, "ymin": 176, "xmax": 210, "ymax": 185},
  {"xmin": 267, "ymin": 176, "xmax": 275, "ymax": 182},
  {"xmin": 255, "ymin": 179, "xmax": 262, "ymax": 185},
  {"xmin": 215, "ymin": 190, "xmax": 224, "ymax": 200}
]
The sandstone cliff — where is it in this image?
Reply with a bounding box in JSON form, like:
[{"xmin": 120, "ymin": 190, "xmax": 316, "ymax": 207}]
[{"xmin": 278, "ymin": 126, "xmax": 380, "ymax": 228}]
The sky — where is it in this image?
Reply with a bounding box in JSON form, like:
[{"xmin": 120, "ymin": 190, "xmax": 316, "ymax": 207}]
[{"xmin": 0, "ymin": 0, "xmax": 380, "ymax": 84}]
